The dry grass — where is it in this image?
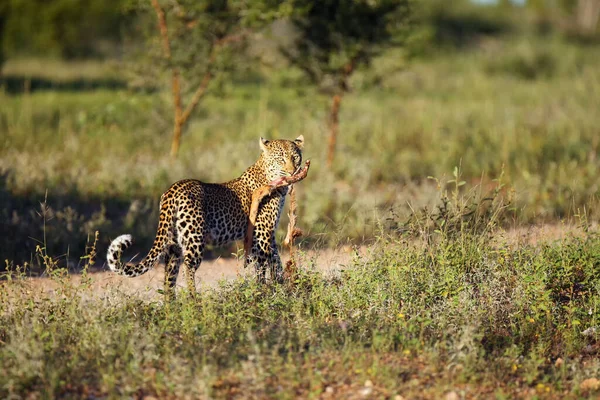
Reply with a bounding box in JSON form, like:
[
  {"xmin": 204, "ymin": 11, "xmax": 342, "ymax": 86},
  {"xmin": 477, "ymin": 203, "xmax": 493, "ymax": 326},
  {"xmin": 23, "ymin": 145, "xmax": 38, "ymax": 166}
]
[{"xmin": 2, "ymin": 58, "xmax": 120, "ymax": 82}]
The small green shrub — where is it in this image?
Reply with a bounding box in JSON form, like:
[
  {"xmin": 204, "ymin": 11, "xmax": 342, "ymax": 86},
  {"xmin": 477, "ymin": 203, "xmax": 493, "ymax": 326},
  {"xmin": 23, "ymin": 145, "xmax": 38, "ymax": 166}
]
[{"xmin": 486, "ymin": 46, "xmax": 558, "ymax": 80}]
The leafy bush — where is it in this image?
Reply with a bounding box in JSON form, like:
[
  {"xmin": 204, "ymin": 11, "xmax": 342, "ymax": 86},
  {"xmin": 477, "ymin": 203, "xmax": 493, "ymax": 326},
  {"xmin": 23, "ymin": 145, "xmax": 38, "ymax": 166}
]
[{"xmin": 486, "ymin": 45, "xmax": 559, "ymax": 80}]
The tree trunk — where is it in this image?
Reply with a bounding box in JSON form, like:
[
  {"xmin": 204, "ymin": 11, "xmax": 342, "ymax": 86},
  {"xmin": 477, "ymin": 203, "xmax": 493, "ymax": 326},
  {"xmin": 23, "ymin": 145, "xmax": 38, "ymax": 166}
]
[
  {"xmin": 170, "ymin": 117, "xmax": 183, "ymax": 158},
  {"xmin": 169, "ymin": 65, "xmax": 183, "ymax": 158},
  {"xmin": 326, "ymin": 94, "xmax": 342, "ymax": 168},
  {"xmin": 577, "ymin": 0, "xmax": 600, "ymax": 34}
]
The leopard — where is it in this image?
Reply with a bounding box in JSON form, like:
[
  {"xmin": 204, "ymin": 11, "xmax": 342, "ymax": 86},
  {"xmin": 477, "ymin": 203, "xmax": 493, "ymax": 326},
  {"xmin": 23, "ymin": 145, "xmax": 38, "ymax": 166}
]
[{"xmin": 106, "ymin": 135, "xmax": 304, "ymax": 295}]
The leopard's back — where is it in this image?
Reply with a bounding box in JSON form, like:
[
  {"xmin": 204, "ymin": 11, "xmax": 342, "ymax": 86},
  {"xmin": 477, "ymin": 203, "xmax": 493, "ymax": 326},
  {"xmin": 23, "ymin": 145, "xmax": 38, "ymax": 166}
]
[{"xmin": 165, "ymin": 179, "xmax": 252, "ymax": 247}]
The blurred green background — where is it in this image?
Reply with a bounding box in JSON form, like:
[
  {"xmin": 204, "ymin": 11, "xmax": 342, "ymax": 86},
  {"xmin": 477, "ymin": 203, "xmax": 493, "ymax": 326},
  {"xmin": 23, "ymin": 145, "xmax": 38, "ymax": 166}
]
[{"xmin": 1, "ymin": 0, "xmax": 599, "ymax": 271}]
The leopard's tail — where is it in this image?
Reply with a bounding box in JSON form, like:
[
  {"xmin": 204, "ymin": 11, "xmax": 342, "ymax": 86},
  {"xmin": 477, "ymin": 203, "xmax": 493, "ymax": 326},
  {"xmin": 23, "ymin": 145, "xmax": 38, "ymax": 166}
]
[
  {"xmin": 106, "ymin": 231, "xmax": 166, "ymax": 277},
  {"xmin": 107, "ymin": 196, "xmax": 175, "ymax": 277}
]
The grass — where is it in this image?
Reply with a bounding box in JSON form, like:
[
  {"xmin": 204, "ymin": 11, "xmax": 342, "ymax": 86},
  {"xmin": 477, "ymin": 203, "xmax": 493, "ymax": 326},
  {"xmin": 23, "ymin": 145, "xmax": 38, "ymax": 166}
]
[
  {"xmin": 2, "ymin": 34, "xmax": 600, "ymax": 267},
  {"xmin": 2, "ymin": 58, "xmax": 120, "ymax": 84},
  {"xmin": 1, "ymin": 226, "xmax": 599, "ymax": 398},
  {"xmin": 1, "ymin": 19, "xmax": 600, "ymax": 398}
]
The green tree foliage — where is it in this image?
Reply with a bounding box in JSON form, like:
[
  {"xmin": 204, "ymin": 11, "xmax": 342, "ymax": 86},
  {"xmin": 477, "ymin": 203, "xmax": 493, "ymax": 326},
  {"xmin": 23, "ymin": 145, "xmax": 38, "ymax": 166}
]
[
  {"xmin": 278, "ymin": 0, "xmax": 411, "ymax": 165},
  {"xmin": 129, "ymin": 0, "xmax": 293, "ymax": 156},
  {"xmin": 130, "ymin": 0, "xmax": 291, "ymax": 93},
  {"xmin": 0, "ymin": 1, "xmax": 8, "ymax": 70},
  {"xmin": 281, "ymin": 0, "xmax": 411, "ymax": 93},
  {"xmin": 1, "ymin": 0, "xmax": 130, "ymax": 59},
  {"xmin": 525, "ymin": 0, "xmax": 599, "ymax": 37}
]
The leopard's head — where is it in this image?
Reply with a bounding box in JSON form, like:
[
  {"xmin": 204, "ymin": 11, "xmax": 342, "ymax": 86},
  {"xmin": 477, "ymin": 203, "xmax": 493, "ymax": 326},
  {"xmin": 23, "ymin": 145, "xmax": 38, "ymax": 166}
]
[{"xmin": 259, "ymin": 135, "xmax": 304, "ymax": 182}]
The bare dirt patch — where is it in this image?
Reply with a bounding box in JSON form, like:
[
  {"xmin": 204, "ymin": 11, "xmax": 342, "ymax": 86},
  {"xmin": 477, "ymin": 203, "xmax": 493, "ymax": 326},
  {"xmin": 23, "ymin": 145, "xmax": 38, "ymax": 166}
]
[
  {"xmin": 5, "ymin": 224, "xmax": 592, "ymax": 300},
  {"xmin": 5, "ymin": 246, "xmax": 365, "ymax": 301}
]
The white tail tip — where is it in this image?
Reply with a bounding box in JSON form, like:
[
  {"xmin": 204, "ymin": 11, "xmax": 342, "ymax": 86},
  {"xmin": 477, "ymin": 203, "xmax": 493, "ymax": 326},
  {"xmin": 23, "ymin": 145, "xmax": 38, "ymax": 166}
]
[{"xmin": 106, "ymin": 234, "xmax": 133, "ymax": 272}]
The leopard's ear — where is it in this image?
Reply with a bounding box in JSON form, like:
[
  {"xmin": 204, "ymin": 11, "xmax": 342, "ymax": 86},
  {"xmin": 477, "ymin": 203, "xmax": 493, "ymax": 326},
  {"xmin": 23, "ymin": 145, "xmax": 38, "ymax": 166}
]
[
  {"xmin": 259, "ymin": 137, "xmax": 270, "ymax": 152},
  {"xmin": 294, "ymin": 135, "xmax": 304, "ymax": 149}
]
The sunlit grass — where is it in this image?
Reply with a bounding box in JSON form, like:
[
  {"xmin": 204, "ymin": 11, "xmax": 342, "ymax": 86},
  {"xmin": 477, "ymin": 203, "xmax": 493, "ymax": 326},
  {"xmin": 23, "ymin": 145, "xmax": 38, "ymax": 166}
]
[
  {"xmin": 1, "ymin": 35, "xmax": 599, "ymax": 265},
  {"xmin": 2, "ymin": 57, "xmax": 120, "ymax": 82}
]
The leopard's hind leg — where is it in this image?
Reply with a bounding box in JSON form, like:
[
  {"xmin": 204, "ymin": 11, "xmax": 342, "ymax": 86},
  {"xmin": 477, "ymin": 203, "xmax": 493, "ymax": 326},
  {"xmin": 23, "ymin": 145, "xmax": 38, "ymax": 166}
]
[
  {"xmin": 163, "ymin": 244, "xmax": 182, "ymax": 299},
  {"xmin": 176, "ymin": 214, "xmax": 205, "ymax": 297}
]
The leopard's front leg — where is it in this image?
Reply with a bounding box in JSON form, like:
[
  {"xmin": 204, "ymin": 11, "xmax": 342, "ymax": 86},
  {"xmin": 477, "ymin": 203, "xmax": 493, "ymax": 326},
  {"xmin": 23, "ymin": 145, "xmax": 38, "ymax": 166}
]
[{"xmin": 246, "ymin": 192, "xmax": 286, "ymax": 283}]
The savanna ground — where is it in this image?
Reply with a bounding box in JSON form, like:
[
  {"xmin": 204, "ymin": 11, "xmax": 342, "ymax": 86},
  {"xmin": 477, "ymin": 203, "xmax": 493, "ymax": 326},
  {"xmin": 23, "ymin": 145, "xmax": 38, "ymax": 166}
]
[{"xmin": 1, "ymin": 22, "xmax": 600, "ymax": 399}]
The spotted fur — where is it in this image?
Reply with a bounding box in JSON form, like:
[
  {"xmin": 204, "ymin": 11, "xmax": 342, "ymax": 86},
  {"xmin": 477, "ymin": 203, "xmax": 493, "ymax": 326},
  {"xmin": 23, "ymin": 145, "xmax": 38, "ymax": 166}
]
[{"xmin": 107, "ymin": 136, "xmax": 304, "ymax": 293}]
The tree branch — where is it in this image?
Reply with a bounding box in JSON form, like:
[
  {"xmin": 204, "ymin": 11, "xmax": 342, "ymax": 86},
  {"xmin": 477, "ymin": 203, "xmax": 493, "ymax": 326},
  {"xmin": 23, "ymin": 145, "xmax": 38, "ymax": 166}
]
[
  {"xmin": 180, "ymin": 70, "xmax": 211, "ymax": 126},
  {"xmin": 151, "ymin": 0, "xmax": 183, "ymax": 157},
  {"xmin": 179, "ymin": 30, "xmax": 250, "ymax": 127},
  {"xmin": 151, "ymin": 1, "xmax": 251, "ymax": 157}
]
